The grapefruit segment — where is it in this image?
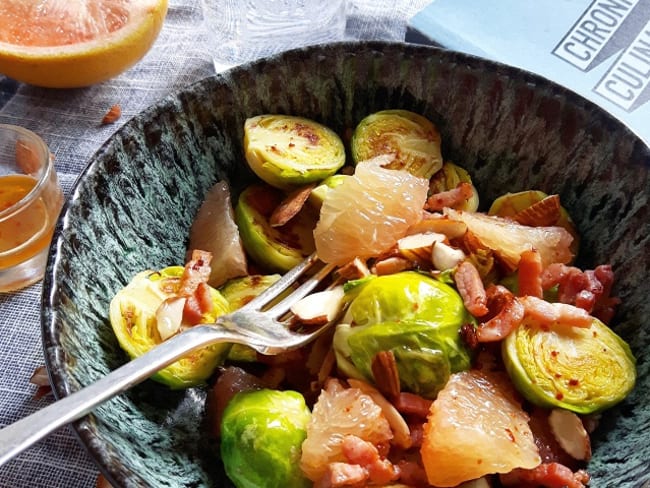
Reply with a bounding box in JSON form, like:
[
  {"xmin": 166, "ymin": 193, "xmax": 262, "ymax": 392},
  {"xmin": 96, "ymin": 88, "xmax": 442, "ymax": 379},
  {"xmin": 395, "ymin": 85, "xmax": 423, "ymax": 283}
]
[
  {"xmin": 314, "ymin": 156, "xmax": 429, "ymax": 265},
  {"xmin": 421, "ymin": 370, "xmax": 541, "ymax": 487}
]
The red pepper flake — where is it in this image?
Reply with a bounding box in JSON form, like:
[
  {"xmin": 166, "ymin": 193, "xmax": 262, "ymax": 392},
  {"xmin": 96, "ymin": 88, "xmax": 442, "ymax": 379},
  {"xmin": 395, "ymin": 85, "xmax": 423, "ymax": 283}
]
[
  {"xmin": 568, "ymin": 379, "xmax": 580, "ymax": 387},
  {"xmin": 556, "ymin": 392, "xmax": 564, "ymax": 400},
  {"xmin": 551, "ymin": 350, "xmax": 559, "ymax": 357}
]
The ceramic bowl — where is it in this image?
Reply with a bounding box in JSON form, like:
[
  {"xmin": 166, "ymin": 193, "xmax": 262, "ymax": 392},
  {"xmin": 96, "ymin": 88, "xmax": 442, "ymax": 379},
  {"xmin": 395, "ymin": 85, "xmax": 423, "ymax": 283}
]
[{"xmin": 41, "ymin": 41, "xmax": 650, "ymax": 487}]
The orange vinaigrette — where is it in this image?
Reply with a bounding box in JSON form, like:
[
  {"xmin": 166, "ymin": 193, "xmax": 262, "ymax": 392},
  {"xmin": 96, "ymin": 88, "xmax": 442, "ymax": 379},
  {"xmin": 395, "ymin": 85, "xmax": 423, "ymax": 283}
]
[{"xmin": 0, "ymin": 174, "xmax": 54, "ymax": 269}]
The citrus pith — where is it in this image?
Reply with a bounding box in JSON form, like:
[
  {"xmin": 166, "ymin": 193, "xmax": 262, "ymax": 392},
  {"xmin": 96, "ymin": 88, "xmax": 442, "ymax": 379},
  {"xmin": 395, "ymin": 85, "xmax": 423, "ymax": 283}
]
[{"xmin": 0, "ymin": 0, "xmax": 168, "ymax": 88}]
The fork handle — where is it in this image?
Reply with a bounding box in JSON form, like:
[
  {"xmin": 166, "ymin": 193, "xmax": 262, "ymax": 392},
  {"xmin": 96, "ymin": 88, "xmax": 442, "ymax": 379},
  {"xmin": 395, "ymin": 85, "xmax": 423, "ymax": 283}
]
[{"xmin": 0, "ymin": 325, "xmax": 236, "ymax": 467}]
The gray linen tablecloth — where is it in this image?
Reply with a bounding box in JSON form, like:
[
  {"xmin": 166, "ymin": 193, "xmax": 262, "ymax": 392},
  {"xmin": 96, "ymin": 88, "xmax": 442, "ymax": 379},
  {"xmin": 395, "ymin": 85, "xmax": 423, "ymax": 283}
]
[{"xmin": 0, "ymin": 1, "xmax": 431, "ymax": 486}]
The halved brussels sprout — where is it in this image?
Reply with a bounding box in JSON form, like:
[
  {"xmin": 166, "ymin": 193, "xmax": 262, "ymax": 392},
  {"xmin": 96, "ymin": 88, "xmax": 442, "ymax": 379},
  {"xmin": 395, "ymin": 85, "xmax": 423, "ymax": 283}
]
[
  {"xmin": 307, "ymin": 174, "xmax": 348, "ymax": 210},
  {"xmin": 109, "ymin": 266, "xmax": 231, "ymax": 388},
  {"xmin": 244, "ymin": 114, "xmax": 346, "ymax": 189},
  {"xmin": 503, "ymin": 317, "xmax": 636, "ymax": 414},
  {"xmin": 221, "ymin": 389, "xmax": 311, "ymax": 488},
  {"xmin": 429, "ymin": 161, "xmax": 480, "ymax": 211},
  {"xmin": 334, "ymin": 271, "xmax": 473, "ymax": 398},
  {"xmin": 220, "ymin": 274, "xmax": 281, "ymax": 362},
  {"xmin": 488, "ymin": 190, "xmax": 580, "ymax": 255},
  {"xmin": 235, "ymin": 184, "xmax": 317, "ymax": 272},
  {"xmin": 351, "ymin": 109, "xmax": 443, "ymax": 179}
]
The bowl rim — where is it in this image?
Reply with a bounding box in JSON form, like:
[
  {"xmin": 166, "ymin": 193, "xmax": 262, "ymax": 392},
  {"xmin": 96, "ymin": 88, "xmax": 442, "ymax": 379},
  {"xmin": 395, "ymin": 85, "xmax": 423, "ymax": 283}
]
[{"xmin": 39, "ymin": 39, "xmax": 650, "ymax": 487}]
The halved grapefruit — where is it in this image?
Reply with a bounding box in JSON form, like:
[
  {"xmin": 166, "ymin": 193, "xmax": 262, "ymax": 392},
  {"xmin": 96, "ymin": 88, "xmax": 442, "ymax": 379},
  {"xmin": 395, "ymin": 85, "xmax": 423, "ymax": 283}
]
[{"xmin": 0, "ymin": 0, "xmax": 168, "ymax": 88}]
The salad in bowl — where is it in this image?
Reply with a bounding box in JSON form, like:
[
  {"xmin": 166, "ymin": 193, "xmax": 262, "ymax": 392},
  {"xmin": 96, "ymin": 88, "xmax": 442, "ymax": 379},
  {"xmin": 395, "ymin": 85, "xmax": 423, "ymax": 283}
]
[{"xmin": 108, "ymin": 110, "xmax": 636, "ymax": 488}]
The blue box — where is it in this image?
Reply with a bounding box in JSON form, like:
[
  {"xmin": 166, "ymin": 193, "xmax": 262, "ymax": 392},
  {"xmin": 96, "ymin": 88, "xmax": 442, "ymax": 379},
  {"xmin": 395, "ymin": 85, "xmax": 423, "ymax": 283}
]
[{"xmin": 406, "ymin": 0, "xmax": 650, "ymax": 145}]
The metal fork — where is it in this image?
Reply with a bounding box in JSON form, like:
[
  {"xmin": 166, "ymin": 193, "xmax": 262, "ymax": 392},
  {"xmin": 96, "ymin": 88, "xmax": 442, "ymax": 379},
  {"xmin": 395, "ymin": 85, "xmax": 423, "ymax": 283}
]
[{"xmin": 0, "ymin": 253, "xmax": 338, "ymax": 466}]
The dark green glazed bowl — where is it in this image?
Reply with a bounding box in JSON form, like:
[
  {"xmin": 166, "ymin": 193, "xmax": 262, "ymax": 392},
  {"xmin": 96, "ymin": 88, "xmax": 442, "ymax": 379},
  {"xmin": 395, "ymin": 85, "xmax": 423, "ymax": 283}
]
[{"xmin": 42, "ymin": 42, "xmax": 650, "ymax": 487}]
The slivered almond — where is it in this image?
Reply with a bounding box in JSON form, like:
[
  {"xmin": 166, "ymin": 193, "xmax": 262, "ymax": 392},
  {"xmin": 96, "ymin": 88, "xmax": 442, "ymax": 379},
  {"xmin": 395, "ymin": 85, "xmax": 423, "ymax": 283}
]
[
  {"xmin": 548, "ymin": 408, "xmax": 592, "ymax": 461},
  {"xmin": 513, "ymin": 194, "xmax": 561, "ymax": 227},
  {"xmin": 269, "ymin": 183, "xmax": 316, "ymax": 227},
  {"xmin": 348, "ymin": 379, "xmax": 412, "ymax": 449},
  {"xmin": 371, "ymin": 351, "xmax": 401, "ymax": 399}
]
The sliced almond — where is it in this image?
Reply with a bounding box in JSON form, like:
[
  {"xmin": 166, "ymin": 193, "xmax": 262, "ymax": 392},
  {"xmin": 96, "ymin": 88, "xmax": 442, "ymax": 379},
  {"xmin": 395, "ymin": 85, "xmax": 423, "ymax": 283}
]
[
  {"xmin": 398, "ymin": 232, "xmax": 446, "ymax": 266},
  {"xmin": 348, "ymin": 378, "xmax": 412, "ymax": 449},
  {"xmin": 371, "ymin": 350, "xmax": 401, "ymax": 399},
  {"xmin": 269, "ymin": 183, "xmax": 316, "ymax": 227},
  {"xmin": 514, "ymin": 194, "xmax": 561, "ymax": 227},
  {"xmin": 337, "ymin": 257, "xmax": 370, "ymax": 281},
  {"xmin": 156, "ymin": 296, "xmax": 186, "ymax": 341},
  {"xmin": 548, "ymin": 408, "xmax": 592, "ymax": 461},
  {"xmin": 290, "ymin": 285, "xmax": 345, "ymax": 326},
  {"xmin": 373, "ymin": 256, "xmax": 412, "ymax": 275},
  {"xmin": 407, "ymin": 214, "xmax": 468, "ymax": 239},
  {"xmin": 432, "ymin": 241, "xmax": 466, "ymax": 271}
]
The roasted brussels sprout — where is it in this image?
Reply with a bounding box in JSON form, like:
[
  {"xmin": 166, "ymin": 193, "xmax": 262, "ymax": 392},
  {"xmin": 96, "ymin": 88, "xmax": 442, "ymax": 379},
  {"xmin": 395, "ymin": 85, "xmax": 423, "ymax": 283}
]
[
  {"xmin": 244, "ymin": 114, "xmax": 346, "ymax": 189},
  {"xmin": 307, "ymin": 174, "xmax": 348, "ymax": 209},
  {"xmin": 334, "ymin": 272, "xmax": 473, "ymax": 398},
  {"xmin": 235, "ymin": 183, "xmax": 317, "ymax": 272},
  {"xmin": 220, "ymin": 274, "xmax": 281, "ymax": 362},
  {"xmin": 109, "ymin": 266, "xmax": 231, "ymax": 388},
  {"xmin": 428, "ymin": 161, "xmax": 480, "ymax": 211},
  {"xmin": 503, "ymin": 318, "xmax": 636, "ymax": 414},
  {"xmin": 221, "ymin": 389, "xmax": 311, "ymax": 488},
  {"xmin": 351, "ymin": 109, "xmax": 443, "ymax": 179}
]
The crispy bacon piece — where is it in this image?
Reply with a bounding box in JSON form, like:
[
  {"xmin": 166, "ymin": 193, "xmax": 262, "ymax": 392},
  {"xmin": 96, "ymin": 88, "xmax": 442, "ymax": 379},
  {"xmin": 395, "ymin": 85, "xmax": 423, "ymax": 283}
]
[
  {"xmin": 476, "ymin": 285, "xmax": 525, "ymax": 342},
  {"xmin": 341, "ymin": 435, "xmax": 399, "ymax": 485},
  {"xmin": 425, "ymin": 182, "xmax": 475, "ymax": 212},
  {"xmin": 454, "ymin": 261, "xmax": 489, "ymax": 317},
  {"xmin": 179, "ymin": 249, "xmax": 212, "ymax": 295},
  {"xmin": 397, "ymin": 460, "xmax": 429, "ymax": 487},
  {"xmin": 541, "ymin": 263, "xmax": 619, "ymax": 322},
  {"xmin": 315, "ymin": 462, "xmax": 367, "ymax": 488},
  {"xmin": 178, "ymin": 250, "xmax": 214, "ymax": 325},
  {"xmin": 393, "ymin": 392, "xmax": 433, "ymax": 418},
  {"xmin": 518, "ymin": 249, "xmax": 543, "ymax": 298},
  {"xmin": 500, "ymin": 462, "xmax": 590, "ymax": 488},
  {"xmin": 520, "ymin": 296, "xmax": 593, "ymax": 329}
]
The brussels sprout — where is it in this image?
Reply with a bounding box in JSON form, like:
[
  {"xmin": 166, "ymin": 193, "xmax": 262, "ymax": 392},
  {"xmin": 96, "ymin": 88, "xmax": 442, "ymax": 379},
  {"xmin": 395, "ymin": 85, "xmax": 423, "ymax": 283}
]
[
  {"xmin": 220, "ymin": 274, "xmax": 281, "ymax": 362},
  {"xmin": 351, "ymin": 109, "xmax": 443, "ymax": 179},
  {"xmin": 109, "ymin": 266, "xmax": 231, "ymax": 388},
  {"xmin": 221, "ymin": 389, "xmax": 311, "ymax": 488},
  {"xmin": 502, "ymin": 318, "xmax": 636, "ymax": 414},
  {"xmin": 244, "ymin": 114, "xmax": 346, "ymax": 189},
  {"xmin": 235, "ymin": 184, "xmax": 316, "ymax": 272},
  {"xmin": 429, "ymin": 161, "xmax": 480, "ymax": 211},
  {"xmin": 488, "ymin": 190, "xmax": 580, "ymax": 255},
  {"xmin": 334, "ymin": 271, "xmax": 473, "ymax": 398},
  {"xmin": 307, "ymin": 174, "xmax": 348, "ymax": 210}
]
